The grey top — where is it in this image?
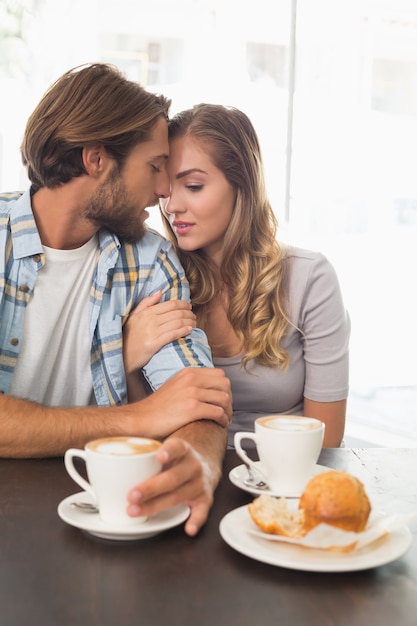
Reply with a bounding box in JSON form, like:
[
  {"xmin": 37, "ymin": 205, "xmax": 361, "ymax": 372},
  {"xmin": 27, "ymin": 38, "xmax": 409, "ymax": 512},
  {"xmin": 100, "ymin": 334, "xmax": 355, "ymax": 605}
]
[{"xmin": 213, "ymin": 246, "xmax": 350, "ymax": 447}]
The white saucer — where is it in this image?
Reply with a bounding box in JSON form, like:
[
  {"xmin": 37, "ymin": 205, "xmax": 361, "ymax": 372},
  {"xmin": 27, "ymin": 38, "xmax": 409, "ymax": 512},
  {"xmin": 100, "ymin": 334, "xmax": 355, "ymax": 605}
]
[
  {"xmin": 57, "ymin": 492, "xmax": 190, "ymax": 541},
  {"xmin": 229, "ymin": 461, "xmax": 329, "ymax": 498},
  {"xmin": 219, "ymin": 505, "xmax": 413, "ymax": 572}
]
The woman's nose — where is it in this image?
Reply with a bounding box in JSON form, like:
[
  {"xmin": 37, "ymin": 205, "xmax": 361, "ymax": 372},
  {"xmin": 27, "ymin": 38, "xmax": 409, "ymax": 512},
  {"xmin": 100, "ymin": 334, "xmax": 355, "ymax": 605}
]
[{"xmin": 161, "ymin": 192, "xmax": 183, "ymax": 215}]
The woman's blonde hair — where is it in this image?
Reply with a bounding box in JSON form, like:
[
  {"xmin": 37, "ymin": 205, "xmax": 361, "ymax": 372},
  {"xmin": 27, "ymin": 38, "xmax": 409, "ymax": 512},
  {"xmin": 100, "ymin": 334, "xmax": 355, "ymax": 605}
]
[{"xmin": 162, "ymin": 103, "xmax": 291, "ymax": 370}]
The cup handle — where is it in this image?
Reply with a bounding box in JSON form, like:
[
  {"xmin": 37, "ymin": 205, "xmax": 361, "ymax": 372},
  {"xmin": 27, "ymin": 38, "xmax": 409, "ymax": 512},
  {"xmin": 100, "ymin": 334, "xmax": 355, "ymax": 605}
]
[
  {"xmin": 64, "ymin": 449, "xmax": 96, "ymax": 502},
  {"xmin": 234, "ymin": 432, "xmax": 264, "ymax": 477}
]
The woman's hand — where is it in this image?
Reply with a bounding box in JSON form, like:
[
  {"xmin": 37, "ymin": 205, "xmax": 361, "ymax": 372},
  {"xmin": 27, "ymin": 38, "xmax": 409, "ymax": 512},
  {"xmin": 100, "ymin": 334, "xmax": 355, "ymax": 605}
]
[{"xmin": 123, "ymin": 291, "xmax": 197, "ymax": 373}]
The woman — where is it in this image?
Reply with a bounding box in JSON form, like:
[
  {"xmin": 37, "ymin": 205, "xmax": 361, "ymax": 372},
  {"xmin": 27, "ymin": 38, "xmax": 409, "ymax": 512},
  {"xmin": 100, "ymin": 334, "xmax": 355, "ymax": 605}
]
[{"xmin": 125, "ymin": 103, "xmax": 350, "ymax": 448}]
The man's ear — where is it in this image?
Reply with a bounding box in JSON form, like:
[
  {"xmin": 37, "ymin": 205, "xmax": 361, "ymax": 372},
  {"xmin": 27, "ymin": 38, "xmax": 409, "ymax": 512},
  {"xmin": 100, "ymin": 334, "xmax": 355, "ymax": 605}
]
[{"xmin": 82, "ymin": 144, "xmax": 108, "ymax": 177}]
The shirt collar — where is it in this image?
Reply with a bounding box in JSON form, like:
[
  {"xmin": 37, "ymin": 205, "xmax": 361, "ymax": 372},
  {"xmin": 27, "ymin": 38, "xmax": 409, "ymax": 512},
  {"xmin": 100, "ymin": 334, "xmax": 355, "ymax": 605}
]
[
  {"xmin": 10, "ymin": 188, "xmax": 122, "ymax": 261},
  {"xmin": 9, "ymin": 189, "xmax": 43, "ymax": 259}
]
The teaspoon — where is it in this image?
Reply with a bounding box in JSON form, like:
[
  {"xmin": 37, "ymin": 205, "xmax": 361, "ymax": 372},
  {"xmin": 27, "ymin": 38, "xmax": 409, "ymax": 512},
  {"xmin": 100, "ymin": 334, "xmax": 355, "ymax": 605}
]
[
  {"xmin": 70, "ymin": 501, "xmax": 99, "ymax": 513},
  {"xmin": 243, "ymin": 463, "xmax": 268, "ymax": 490}
]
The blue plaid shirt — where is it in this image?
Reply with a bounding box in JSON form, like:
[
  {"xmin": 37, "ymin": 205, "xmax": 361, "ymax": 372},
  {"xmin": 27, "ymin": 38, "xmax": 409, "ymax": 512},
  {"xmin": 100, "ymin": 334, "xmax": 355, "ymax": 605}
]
[{"xmin": 0, "ymin": 190, "xmax": 213, "ymax": 406}]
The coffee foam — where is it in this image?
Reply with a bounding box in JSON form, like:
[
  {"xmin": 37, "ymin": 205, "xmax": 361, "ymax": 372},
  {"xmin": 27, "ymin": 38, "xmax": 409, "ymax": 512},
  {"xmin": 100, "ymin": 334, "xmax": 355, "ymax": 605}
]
[
  {"xmin": 258, "ymin": 416, "xmax": 322, "ymax": 432},
  {"xmin": 88, "ymin": 437, "xmax": 161, "ymax": 455}
]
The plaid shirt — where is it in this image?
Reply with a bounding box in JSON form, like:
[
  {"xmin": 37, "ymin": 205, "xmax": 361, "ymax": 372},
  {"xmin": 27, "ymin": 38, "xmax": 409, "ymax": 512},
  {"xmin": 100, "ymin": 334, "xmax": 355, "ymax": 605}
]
[{"xmin": 0, "ymin": 190, "xmax": 212, "ymax": 406}]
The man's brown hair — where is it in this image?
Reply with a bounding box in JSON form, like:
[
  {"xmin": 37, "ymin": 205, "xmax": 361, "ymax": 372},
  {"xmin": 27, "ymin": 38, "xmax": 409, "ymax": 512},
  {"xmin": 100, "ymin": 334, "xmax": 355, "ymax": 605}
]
[{"xmin": 21, "ymin": 63, "xmax": 170, "ymax": 190}]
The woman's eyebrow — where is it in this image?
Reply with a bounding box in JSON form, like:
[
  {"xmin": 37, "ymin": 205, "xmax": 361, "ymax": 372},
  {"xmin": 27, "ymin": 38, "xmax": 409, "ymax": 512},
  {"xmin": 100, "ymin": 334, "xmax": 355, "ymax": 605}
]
[{"xmin": 176, "ymin": 168, "xmax": 208, "ymax": 179}]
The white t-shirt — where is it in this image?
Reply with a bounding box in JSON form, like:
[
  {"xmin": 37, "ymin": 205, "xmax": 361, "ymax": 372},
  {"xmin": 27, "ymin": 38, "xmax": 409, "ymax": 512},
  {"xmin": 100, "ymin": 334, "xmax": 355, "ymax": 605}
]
[{"xmin": 9, "ymin": 235, "xmax": 99, "ymax": 406}]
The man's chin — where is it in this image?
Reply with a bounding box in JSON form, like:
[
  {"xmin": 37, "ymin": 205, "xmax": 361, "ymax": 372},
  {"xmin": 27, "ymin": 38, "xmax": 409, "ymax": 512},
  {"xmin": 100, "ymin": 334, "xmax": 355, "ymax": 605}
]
[
  {"xmin": 99, "ymin": 224, "xmax": 146, "ymax": 244},
  {"xmin": 119, "ymin": 227, "xmax": 146, "ymax": 244}
]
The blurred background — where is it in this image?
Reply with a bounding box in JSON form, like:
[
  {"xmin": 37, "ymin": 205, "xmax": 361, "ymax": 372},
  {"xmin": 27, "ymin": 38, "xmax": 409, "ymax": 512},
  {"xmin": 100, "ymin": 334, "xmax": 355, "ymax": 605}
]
[{"xmin": 1, "ymin": 0, "xmax": 416, "ymax": 446}]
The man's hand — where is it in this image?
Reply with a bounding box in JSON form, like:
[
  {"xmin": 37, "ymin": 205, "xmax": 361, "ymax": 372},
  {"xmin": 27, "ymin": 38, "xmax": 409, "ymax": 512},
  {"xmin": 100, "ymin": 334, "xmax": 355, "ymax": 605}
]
[
  {"xmin": 126, "ymin": 436, "xmax": 221, "ymax": 536},
  {"xmin": 128, "ymin": 367, "xmax": 232, "ymax": 439}
]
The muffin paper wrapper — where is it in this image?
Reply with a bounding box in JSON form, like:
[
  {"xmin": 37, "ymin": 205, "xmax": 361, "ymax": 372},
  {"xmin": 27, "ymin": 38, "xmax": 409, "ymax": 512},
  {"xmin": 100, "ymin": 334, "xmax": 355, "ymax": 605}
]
[{"xmin": 249, "ymin": 511, "xmax": 417, "ymax": 551}]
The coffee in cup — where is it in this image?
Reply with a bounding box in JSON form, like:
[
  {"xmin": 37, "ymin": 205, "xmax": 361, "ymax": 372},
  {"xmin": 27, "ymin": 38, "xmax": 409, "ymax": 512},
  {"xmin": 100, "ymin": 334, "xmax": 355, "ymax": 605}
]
[
  {"xmin": 64, "ymin": 436, "xmax": 162, "ymax": 526},
  {"xmin": 234, "ymin": 416, "xmax": 325, "ymax": 496},
  {"xmin": 87, "ymin": 437, "xmax": 161, "ymax": 455}
]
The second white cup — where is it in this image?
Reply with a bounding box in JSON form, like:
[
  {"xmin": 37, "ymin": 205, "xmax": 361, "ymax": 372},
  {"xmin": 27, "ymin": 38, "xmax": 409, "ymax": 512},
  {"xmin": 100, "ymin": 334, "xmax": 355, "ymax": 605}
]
[
  {"xmin": 64, "ymin": 436, "xmax": 162, "ymax": 526},
  {"xmin": 234, "ymin": 415, "xmax": 325, "ymax": 496}
]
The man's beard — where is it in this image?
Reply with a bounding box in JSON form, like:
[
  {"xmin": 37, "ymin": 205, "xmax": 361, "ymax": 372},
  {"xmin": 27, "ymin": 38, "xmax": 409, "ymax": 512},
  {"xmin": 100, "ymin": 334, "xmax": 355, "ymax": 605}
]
[{"xmin": 82, "ymin": 164, "xmax": 147, "ymax": 244}]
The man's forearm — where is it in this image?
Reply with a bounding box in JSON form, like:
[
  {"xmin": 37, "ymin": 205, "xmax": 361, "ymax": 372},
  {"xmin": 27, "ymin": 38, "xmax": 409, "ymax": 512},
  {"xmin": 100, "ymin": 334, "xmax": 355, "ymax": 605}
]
[
  {"xmin": 168, "ymin": 419, "xmax": 228, "ymax": 490},
  {"xmin": 0, "ymin": 394, "xmax": 133, "ymax": 458},
  {"xmin": 0, "ymin": 368, "xmax": 231, "ymax": 459}
]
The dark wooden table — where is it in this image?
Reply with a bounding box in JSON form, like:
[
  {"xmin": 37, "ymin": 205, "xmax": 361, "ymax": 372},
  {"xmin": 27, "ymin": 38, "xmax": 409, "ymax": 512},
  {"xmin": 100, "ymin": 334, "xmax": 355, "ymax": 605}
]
[{"xmin": 0, "ymin": 448, "xmax": 416, "ymax": 626}]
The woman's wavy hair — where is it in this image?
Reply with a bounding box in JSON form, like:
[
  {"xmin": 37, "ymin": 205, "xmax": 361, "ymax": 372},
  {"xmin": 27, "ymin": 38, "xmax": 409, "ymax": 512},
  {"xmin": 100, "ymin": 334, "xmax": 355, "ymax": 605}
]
[
  {"xmin": 21, "ymin": 63, "xmax": 171, "ymax": 191},
  {"xmin": 161, "ymin": 103, "xmax": 291, "ymax": 370}
]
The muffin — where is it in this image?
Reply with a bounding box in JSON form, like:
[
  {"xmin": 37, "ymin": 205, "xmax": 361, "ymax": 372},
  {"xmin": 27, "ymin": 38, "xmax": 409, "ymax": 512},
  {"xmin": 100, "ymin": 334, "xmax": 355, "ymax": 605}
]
[
  {"xmin": 248, "ymin": 494, "xmax": 305, "ymax": 538},
  {"xmin": 299, "ymin": 470, "xmax": 371, "ymax": 533},
  {"xmin": 248, "ymin": 470, "xmax": 371, "ymax": 538}
]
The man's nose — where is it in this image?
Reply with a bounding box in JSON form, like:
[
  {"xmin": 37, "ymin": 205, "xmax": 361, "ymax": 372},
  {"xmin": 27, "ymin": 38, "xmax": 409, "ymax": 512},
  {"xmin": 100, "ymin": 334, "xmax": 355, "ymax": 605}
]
[{"xmin": 156, "ymin": 169, "xmax": 170, "ymax": 199}]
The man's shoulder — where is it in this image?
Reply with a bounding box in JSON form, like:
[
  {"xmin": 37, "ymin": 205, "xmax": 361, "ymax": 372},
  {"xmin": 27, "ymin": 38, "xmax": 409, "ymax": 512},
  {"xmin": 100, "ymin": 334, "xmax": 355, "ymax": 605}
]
[
  {"xmin": 0, "ymin": 192, "xmax": 24, "ymax": 200},
  {"xmin": 0, "ymin": 192, "xmax": 27, "ymax": 229},
  {"xmin": 125, "ymin": 227, "xmax": 173, "ymax": 255},
  {"xmin": 0, "ymin": 191, "xmax": 25, "ymax": 211},
  {"xmin": 142, "ymin": 226, "xmax": 169, "ymax": 245},
  {"xmin": 107, "ymin": 227, "xmax": 177, "ymax": 271}
]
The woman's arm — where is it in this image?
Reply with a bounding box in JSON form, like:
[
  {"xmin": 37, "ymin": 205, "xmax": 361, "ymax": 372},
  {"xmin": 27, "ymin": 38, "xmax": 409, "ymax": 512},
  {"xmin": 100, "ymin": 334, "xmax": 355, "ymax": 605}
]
[
  {"xmin": 123, "ymin": 290, "xmax": 196, "ymax": 377},
  {"xmin": 303, "ymin": 397, "xmax": 346, "ymax": 447}
]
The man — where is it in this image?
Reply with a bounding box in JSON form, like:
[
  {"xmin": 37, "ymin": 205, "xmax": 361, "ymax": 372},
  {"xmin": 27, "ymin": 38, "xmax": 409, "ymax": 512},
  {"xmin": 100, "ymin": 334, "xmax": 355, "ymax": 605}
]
[{"xmin": 0, "ymin": 63, "xmax": 231, "ymax": 536}]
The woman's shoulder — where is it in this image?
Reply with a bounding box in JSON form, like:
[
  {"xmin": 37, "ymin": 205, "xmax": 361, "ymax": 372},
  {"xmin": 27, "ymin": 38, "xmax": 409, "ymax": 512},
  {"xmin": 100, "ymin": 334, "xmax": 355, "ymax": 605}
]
[
  {"xmin": 282, "ymin": 244, "xmax": 339, "ymax": 289},
  {"xmin": 283, "ymin": 244, "xmax": 325, "ymax": 263}
]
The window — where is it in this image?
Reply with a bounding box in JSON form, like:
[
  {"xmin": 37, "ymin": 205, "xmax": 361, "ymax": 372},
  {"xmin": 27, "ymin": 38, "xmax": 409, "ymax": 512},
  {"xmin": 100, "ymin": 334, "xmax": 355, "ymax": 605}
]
[{"xmin": 1, "ymin": 0, "xmax": 415, "ymax": 446}]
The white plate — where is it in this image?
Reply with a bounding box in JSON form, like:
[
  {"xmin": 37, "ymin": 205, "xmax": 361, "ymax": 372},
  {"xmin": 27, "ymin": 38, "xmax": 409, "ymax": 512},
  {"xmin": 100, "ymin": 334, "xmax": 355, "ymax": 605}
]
[
  {"xmin": 229, "ymin": 461, "xmax": 330, "ymax": 497},
  {"xmin": 219, "ymin": 505, "xmax": 413, "ymax": 572},
  {"xmin": 58, "ymin": 492, "xmax": 190, "ymax": 541}
]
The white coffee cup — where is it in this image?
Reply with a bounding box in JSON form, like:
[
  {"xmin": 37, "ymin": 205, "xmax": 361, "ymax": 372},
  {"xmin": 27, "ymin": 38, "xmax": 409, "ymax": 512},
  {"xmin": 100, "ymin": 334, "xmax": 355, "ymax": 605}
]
[
  {"xmin": 234, "ymin": 416, "xmax": 325, "ymax": 496},
  {"xmin": 64, "ymin": 436, "xmax": 162, "ymax": 526}
]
